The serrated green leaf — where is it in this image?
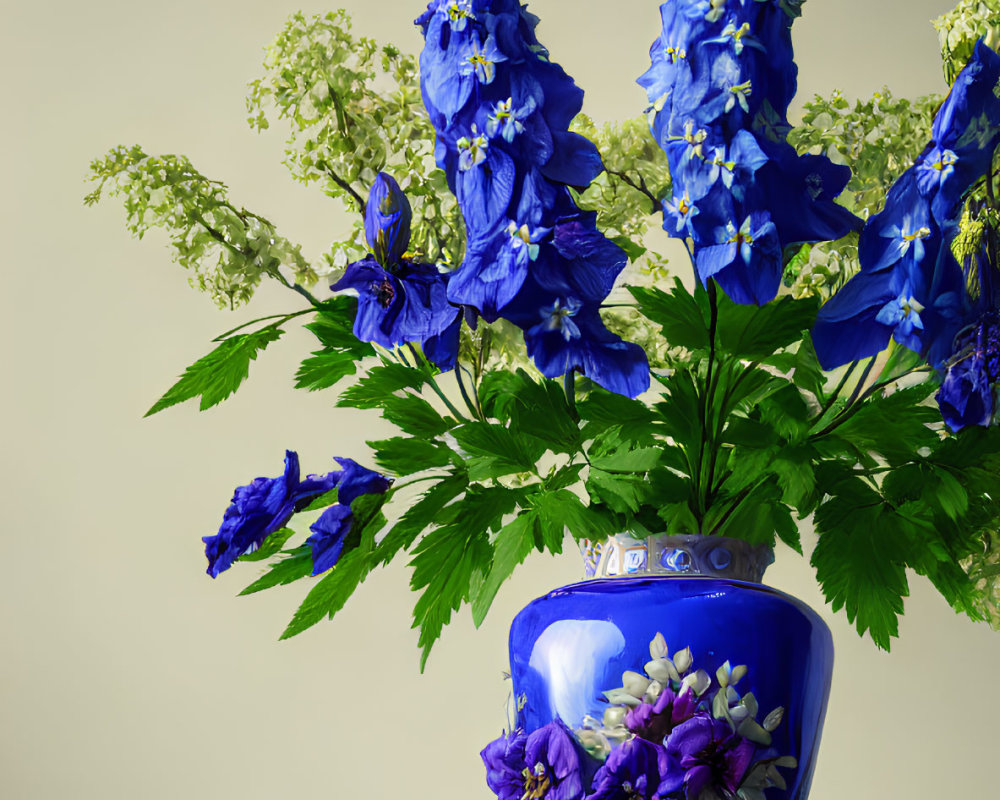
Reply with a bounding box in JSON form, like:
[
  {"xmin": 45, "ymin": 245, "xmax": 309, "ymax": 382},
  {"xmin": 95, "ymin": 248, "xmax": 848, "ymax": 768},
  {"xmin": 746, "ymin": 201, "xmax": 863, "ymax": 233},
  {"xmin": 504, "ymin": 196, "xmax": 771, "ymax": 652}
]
[
  {"xmin": 409, "ymin": 492, "xmax": 498, "ymax": 669},
  {"xmin": 294, "ymin": 350, "xmax": 364, "ymax": 391},
  {"xmin": 146, "ymin": 327, "xmax": 284, "ymax": 416},
  {"xmin": 374, "ymin": 473, "xmax": 468, "ymax": 567},
  {"xmin": 338, "ymin": 363, "xmax": 430, "ymax": 409},
  {"xmin": 238, "ymin": 527, "xmax": 296, "ymax": 563},
  {"xmin": 472, "ymin": 511, "xmax": 539, "ymax": 627},
  {"xmin": 812, "ymin": 486, "xmax": 909, "ymax": 649},
  {"xmin": 530, "ymin": 489, "xmax": 616, "ymax": 544},
  {"xmin": 480, "ymin": 370, "xmax": 580, "ymax": 452},
  {"xmin": 370, "ymin": 436, "xmax": 452, "ymax": 476},
  {"xmin": 239, "ymin": 546, "xmax": 313, "ymax": 595},
  {"xmin": 629, "ymin": 281, "xmax": 710, "ymax": 352},
  {"xmin": 381, "ymin": 392, "xmax": 454, "ymax": 438},
  {"xmin": 587, "ymin": 468, "xmax": 649, "ymax": 513},
  {"xmin": 589, "ymin": 447, "xmax": 661, "ymax": 473},
  {"xmin": 451, "ymin": 422, "xmax": 544, "ymax": 481},
  {"xmin": 279, "ymin": 540, "xmax": 373, "ymax": 640},
  {"xmin": 714, "ymin": 294, "xmax": 819, "ymax": 361},
  {"xmin": 578, "ymin": 386, "xmax": 657, "ymax": 448}
]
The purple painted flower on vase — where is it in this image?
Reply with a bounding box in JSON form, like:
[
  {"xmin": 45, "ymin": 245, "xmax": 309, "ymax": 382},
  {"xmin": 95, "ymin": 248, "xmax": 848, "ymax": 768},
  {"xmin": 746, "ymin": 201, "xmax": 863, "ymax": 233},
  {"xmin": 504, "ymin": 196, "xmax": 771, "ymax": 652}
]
[
  {"xmin": 481, "ymin": 719, "xmax": 584, "ymax": 800},
  {"xmin": 661, "ymin": 714, "xmax": 755, "ymax": 800},
  {"xmin": 625, "ymin": 686, "xmax": 699, "ymax": 745},
  {"xmin": 587, "ymin": 737, "xmax": 669, "ymax": 800}
]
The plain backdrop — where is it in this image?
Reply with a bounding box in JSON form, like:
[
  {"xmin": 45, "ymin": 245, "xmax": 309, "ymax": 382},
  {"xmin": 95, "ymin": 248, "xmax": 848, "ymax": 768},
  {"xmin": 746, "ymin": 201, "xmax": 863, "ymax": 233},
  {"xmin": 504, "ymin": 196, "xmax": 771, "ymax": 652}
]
[{"xmin": 3, "ymin": 1, "xmax": 1000, "ymax": 798}]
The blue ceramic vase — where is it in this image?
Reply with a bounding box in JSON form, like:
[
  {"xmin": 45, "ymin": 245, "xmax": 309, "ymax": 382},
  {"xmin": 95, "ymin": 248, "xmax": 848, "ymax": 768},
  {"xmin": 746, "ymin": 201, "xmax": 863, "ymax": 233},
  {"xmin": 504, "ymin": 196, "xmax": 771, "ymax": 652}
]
[{"xmin": 502, "ymin": 535, "xmax": 834, "ymax": 800}]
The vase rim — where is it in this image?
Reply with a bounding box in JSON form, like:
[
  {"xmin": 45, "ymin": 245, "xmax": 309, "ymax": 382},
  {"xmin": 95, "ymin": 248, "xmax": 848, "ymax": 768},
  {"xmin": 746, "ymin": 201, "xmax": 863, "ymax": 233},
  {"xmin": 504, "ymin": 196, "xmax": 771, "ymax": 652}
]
[{"xmin": 580, "ymin": 532, "xmax": 774, "ymax": 583}]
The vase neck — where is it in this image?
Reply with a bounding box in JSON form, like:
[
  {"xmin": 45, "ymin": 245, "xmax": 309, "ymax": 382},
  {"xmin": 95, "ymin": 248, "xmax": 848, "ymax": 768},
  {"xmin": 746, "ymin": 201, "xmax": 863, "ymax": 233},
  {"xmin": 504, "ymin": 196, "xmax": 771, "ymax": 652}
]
[{"xmin": 580, "ymin": 533, "xmax": 774, "ymax": 583}]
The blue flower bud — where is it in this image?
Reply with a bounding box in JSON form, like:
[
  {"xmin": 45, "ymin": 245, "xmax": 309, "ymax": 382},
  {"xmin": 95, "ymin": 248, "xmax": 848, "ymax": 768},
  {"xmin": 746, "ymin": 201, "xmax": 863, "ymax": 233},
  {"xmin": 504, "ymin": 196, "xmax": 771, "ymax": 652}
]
[{"xmin": 365, "ymin": 172, "xmax": 412, "ymax": 268}]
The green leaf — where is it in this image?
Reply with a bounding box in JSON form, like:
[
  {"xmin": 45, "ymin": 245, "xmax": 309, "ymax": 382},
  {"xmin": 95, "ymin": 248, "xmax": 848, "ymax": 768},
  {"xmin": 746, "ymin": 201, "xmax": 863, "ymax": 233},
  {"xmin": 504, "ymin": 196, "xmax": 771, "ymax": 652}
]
[
  {"xmin": 714, "ymin": 294, "xmax": 819, "ymax": 361},
  {"xmin": 145, "ymin": 327, "xmax": 284, "ymax": 416},
  {"xmin": 239, "ymin": 546, "xmax": 313, "ymax": 595},
  {"xmin": 370, "ymin": 436, "xmax": 453, "ymax": 476},
  {"xmin": 472, "ymin": 511, "xmax": 539, "ymax": 627},
  {"xmin": 238, "ymin": 527, "xmax": 296, "ymax": 563},
  {"xmin": 374, "ymin": 473, "xmax": 468, "ymax": 566},
  {"xmin": 301, "ymin": 488, "xmax": 339, "ymax": 513},
  {"xmin": 450, "ymin": 422, "xmax": 544, "ymax": 481},
  {"xmin": 295, "ymin": 350, "xmax": 365, "ymax": 392},
  {"xmin": 829, "ymin": 384, "xmax": 940, "ymax": 462},
  {"xmin": 587, "ymin": 468, "xmax": 649, "ymax": 513},
  {"xmin": 381, "ymin": 393, "xmax": 454, "ymax": 438},
  {"xmin": 279, "ymin": 542, "xmax": 372, "ymax": 640},
  {"xmin": 480, "ymin": 370, "xmax": 581, "ymax": 452},
  {"xmin": 589, "ymin": 447, "xmax": 661, "ymax": 474},
  {"xmin": 629, "ymin": 281, "xmax": 710, "ymax": 351},
  {"xmin": 611, "ymin": 235, "xmax": 647, "ymax": 262},
  {"xmin": 578, "ymin": 387, "xmax": 658, "ymax": 447},
  {"xmin": 530, "ymin": 489, "xmax": 616, "ymax": 545},
  {"xmin": 278, "ymin": 497, "xmax": 388, "ymax": 639},
  {"xmin": 338, "ymin": 363, "xmax": 430, "ymax": 409},
  {"xmin": 409, "ymin": 485, "xmax": 512, "ymax": 669},
  {"xmin": 812, "ymin": 484, "xmax": 909, "ymax": 650}
]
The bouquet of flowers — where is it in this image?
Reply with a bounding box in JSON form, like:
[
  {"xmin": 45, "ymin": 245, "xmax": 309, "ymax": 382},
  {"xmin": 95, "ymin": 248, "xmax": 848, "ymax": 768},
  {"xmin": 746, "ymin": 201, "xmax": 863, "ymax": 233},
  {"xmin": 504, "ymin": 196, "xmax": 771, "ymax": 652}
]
[{"xmin": 87, "ymin": 0, "xmax": 1000, "ymax": 677}]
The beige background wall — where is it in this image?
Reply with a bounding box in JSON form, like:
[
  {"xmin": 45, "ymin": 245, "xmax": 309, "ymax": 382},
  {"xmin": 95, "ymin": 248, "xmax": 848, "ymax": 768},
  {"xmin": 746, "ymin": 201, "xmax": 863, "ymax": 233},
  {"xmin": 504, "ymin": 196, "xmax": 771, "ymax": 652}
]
[{"xmin": 3, "ymin": 1, "xmax": 999, "ymax": 797}]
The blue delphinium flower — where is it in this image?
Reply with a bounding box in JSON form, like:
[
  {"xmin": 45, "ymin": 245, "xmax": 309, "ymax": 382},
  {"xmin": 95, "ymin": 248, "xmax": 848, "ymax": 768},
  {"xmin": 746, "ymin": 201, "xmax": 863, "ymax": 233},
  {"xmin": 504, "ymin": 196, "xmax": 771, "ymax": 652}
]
[
  {"xmin": 481, "ymin": 719, "xmax": 584, "ymax": 800},
  {"xmin": 334, "ymin": 173, "xmax": 462, "ymax": 362},
  {"xmin": 935, "ymin": 225, "xmax": 1000, "ymax": 431},
  {"xmin": 813, "ymin": 39, "xmax": 1000, "ymax": 372},
  {"xmin": 306, "ymin": 458, "xmax": 393, "ymax": 575},
  {"xmin": 417, "ymin": 0, "xmax": 649, "ymax": 397},
  {"xmin": 640, "ymin": 0, "xmax": 862, "ymax": 305},
  {"xmin": 332, "ymin": 257, "xmax": 459, "ymax": 350},
  {"xmin": 202, "ymin": 451, "xmax": 339, "ymax": 578},
  {"xmin": 365, "ymin": 172, "xmax": 412, "ymax": 268}
]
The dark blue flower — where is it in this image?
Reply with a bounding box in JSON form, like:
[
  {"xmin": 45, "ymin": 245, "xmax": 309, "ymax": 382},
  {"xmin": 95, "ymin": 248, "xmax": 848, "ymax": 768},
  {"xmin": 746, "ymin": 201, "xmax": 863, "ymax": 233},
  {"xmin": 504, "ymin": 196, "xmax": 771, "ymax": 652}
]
[
  {"xmin": 481, "ymin": 720, "xmax": 584, "ymax": 800},
  {"xmin": 587, "ymin": 737, "xmax": 669, "ymax": 800},
  {"xmin": 306, "ymin": 458, "xmax": 392, "ymax": 575},
  {"xmin": 332, "ymin": 257, "xmax": 458, "ymax": 350},
  {"xmin": 365, "ymin": 172, "xmax": 412, "ymax": 268},
  {"xmin": 202, "ymin": 451, "xmax": 338, "ymax": 578},
  {"xmin": 695, "ymin": 211, "xmax": 783, "ymax": 306},
  {"xmin": 937, "ymin": 319, "xmax": 999, "ymax": 431}
]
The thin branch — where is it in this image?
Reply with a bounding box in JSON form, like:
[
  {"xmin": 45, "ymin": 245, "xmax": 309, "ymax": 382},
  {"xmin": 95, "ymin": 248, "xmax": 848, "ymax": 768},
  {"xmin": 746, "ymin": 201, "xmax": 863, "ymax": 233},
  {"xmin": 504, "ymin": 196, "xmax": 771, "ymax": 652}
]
[
  {"xmin": 317, "ymin": 158, "xmax": 366, "ymax": 215},
  {"xmin": 813, "ymin": 360, "xmax": 860, "ymax": 424},
  {"xmin": 212, "ymin": 309, "xmax": 314, "ymax": 341},
  {"xmin": 605, "ymin": 168, "xmax": 660, "ymax": 214}
]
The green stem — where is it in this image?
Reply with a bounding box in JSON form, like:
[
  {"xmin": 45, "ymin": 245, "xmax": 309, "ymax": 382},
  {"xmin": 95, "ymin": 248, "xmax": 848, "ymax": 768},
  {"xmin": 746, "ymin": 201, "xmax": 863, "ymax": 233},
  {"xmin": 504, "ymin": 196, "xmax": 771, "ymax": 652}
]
[
  {"xmin": 454, "ymin": 365, "xmax": 481, "ymax": 420},
  {"xmin": 812, "ymin": 356, "xmax": 879, "ymax": 439},
  {"xmin": 212, "ymin": 309, "xmax": 314, "ymax": 341},
  {"xmin": 564, "ymin": 370, "xmax": 579, "ymax": 421},
  {"xmin": 404, "ymin": 344, "xmax": 466, "ymax": 421},
  {"xmin": 697, "ymin": 281, "xmax": 720, "ymax": 517},
  {"xmin": 813, "ymin": 360, "xmax": 859, "ymax": 424},
  {"xmin": 389, "ymin": 474, "xmax": 448, "ymax": 493}
]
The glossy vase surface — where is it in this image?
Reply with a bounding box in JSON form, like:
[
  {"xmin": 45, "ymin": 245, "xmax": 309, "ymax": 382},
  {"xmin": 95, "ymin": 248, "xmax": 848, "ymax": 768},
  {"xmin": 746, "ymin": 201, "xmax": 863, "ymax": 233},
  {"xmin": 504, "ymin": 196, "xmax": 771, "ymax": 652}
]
[{"xmin": 506, "ymin": 538, "xmax": 834, "ymax": 800}]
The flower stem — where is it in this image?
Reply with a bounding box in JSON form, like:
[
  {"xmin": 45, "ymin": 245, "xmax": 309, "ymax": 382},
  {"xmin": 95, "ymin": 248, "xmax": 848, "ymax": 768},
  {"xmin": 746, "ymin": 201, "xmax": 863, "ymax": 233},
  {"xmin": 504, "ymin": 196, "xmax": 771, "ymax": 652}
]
[
  {"xmin": 564, "ymin": 369, "xmax": 579, "ymax": 421},
  {"xmin": 403, "ymin": 344, "xmax": 467, "ymax": 421}
]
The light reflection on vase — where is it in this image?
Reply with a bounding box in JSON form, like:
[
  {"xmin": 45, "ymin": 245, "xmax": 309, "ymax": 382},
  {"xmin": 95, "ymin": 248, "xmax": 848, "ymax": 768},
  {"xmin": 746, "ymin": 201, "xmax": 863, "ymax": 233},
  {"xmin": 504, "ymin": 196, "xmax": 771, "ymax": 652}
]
[{"xmin": 527, "ymin": 619, "xmax": 626, "ymax": 727}]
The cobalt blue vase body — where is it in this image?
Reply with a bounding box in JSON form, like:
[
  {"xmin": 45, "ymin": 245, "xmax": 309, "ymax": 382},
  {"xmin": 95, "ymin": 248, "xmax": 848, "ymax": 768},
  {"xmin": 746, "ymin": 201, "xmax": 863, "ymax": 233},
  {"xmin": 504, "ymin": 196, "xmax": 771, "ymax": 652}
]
[{"xmin": 507, "ymin": 538, "xmax": 834, "ymax": 800}]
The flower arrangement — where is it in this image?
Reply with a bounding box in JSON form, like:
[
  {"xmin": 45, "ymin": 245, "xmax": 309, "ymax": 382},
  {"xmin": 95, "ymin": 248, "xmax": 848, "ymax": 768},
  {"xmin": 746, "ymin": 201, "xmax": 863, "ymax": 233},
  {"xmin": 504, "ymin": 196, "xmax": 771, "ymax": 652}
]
[{"xmin": 87, "ymin": 0, "xmax": 1000, "ymax": 678}]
